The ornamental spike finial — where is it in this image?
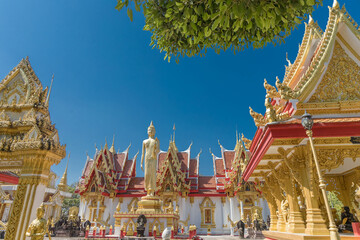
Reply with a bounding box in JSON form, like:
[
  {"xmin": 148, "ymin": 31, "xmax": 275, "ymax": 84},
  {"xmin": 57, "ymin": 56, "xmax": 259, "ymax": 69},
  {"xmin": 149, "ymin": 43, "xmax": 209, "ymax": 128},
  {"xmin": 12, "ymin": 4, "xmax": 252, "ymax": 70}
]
[
  {"xmin": 110, "ymin": 134, "xmax": 116, "ymax": 154},
  {"xmin": 173, "ymin": 123, "xmax": 176, "ymax": 143},
  {"xmin": 308, "ymin": 15, "xmax": 314, "ymax": 25},
  {"xmin": 332, "ymin": 0, "xmax": 339, "ymax": 9},
  {"xmin": 104, "ymin": 137, "xmax": 108, "ymax": 149},
  {"xmin": 45, "ymin": 74, "xmax": 54, "ymax": 107}
]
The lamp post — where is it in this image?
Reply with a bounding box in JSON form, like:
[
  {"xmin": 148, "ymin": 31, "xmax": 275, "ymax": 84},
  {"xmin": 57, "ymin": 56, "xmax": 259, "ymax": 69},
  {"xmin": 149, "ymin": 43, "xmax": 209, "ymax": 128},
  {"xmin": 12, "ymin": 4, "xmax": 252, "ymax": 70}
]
[{"xmin": 301, "ymin": 112, "xmax": 340, "ymax": 240}]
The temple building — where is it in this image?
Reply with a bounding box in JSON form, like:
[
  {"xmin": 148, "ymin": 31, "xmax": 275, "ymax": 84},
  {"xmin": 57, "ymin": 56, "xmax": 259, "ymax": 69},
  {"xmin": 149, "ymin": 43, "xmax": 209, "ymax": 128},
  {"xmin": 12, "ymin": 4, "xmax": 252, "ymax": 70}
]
[
  {"xmin": 242, "ymin": 1, "xmax": 360, "ymax": 239},
  {"xmin": 0, "ymin": 58, "xmax": 66, "ymax": 240},
  {"xmin": 78, "ymin": 136, "xmax": 269, "ymax": 236}
]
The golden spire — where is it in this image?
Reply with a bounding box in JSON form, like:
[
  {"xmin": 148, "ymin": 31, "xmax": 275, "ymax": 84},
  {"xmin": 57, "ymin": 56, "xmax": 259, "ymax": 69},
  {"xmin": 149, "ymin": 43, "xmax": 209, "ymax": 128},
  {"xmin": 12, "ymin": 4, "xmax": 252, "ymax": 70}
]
[
  {"xmin": 58, "ymin": 153, "xmax": 69, "ymax": 192},
  {"xmin": 308, "ymin": 15, "xmax": 314, "ymax": 25},
  {"xmin": 104, "ymin": 138, "xmax": 108, "ymax": 149},
  {"xmin": 109, "ymin": 134, "xmax": 116, "ymax": 154},
  {"xmin": 173, "ymin": 123, "xmax": 176, "ymax": 143},
  {"xmin": 45, "ymin": 74, "xmax": 54, "ymax": 107}
]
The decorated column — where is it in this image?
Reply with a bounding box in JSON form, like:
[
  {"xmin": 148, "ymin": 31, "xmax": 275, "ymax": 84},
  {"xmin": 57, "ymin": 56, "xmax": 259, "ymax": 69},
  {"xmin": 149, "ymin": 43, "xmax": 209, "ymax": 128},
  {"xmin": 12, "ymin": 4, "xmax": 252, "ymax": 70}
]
[
  {"xmin": 6, "ymin": 152, "xmax": 65, "ymax": 240},
  {"xmin": 279, "ymin": 147, "xmax": 328, "ymax": 235}
]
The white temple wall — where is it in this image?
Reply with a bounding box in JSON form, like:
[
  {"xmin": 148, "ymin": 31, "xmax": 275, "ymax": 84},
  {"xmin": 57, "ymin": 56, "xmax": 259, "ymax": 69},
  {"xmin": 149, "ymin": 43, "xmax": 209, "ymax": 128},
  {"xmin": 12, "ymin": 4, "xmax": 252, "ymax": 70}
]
[
  {"xmin": 79, "ymin": 199, "xmax": 87, "ymax": 220},
  {"xmin": 102, "ymin": 197, "xmax": 115, "ymax": 223}
]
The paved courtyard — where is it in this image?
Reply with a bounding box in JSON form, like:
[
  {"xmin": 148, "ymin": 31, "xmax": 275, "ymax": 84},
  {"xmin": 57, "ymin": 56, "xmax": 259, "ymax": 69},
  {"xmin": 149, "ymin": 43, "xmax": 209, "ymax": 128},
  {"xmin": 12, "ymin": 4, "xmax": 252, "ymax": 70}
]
[{"xmin": 201, "ymin": 236, "xmax": 265, "ymax": 240}]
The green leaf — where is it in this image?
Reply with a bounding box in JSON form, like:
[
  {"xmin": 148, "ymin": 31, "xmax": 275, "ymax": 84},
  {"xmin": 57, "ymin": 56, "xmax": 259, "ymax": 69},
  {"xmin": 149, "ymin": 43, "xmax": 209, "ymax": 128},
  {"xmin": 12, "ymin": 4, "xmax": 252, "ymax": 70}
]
[
  {"xmin": 212, "ymin": 17, "xmax": 221, "ymax": 30},
  {"xmin": 135, "ymin": 3, "xmax": 141, "ymax": 12},
  {"xmin": 127, "ymin": 8, "xmax": 133, "ymax": 22},
  {"xmin": 190, "ymin": 22, "xmax": 198, "ymax": 31},
  {"xmin": 115, "ymin": 0, "xmax": 125, "ymax": 10},
  {"xmin": 204, "ymin": 26, "xmax": 212, "ymax": 37},
  {"xmin": 306, "ymin": 0, "xmax": 315, "ymax": 5}
]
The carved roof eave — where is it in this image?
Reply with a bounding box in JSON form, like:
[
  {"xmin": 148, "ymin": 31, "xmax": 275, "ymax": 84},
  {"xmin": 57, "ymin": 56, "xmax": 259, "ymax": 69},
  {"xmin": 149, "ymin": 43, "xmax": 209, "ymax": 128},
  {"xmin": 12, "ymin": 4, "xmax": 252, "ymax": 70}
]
[
  {"xmin": 289, "ymin": 5, "xmax": 345, "ymax": 102},
  {"xmin": 283, "ymin": 19, "xmax": 323, "ymax": 86}
]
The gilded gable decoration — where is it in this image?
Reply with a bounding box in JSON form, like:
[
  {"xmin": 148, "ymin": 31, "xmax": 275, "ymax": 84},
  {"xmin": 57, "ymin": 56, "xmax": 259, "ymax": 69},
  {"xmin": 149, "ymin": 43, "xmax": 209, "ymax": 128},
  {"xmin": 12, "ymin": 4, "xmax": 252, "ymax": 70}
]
[
  {"xmin": 156, "ymin": 141, "xmax": 190, "ymax": 195},
  {"xmin": 308, "ymin": 42, "xmax": 360, "ymax": 102}
]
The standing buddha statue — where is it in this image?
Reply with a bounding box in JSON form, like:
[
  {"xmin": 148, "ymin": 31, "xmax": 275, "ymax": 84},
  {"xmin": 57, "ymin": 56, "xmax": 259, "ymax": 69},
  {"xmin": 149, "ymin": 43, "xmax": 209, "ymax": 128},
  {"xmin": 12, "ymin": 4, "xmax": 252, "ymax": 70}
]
[{"xmin": 140, "ymin": 121, "xmax": 160, "ymax": 196}]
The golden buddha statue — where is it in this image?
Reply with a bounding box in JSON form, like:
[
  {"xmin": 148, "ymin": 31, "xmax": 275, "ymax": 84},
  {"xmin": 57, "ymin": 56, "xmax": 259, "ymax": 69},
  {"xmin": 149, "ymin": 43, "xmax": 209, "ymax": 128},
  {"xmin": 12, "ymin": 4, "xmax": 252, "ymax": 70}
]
[
  {"xmin": 25, "ymin": 203, "xmax": 49, "ymax": 240},
  {"xmin": 68, "ymin": 206, "xmax": 79, "ymax": 223},
  {"xmin": 140, "ymin": 121, "xmax": 160, "ymax": 196}
]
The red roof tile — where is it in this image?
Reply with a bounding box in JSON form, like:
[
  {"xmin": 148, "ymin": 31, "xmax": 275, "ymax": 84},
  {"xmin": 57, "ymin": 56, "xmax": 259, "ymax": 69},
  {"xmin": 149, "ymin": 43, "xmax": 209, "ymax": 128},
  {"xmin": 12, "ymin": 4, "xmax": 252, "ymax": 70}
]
[
  {"xmin": 114, "ymin": 153, "xmax": 126, "ymax": 172},
  {"xmin": 215, "ymin": 159, "xmax": 225, "ymax": 175},
  {"xmin": 122, "ymin": 160, "xmax": 133, "ymax": 177},
  {"xmin": 198, "ymin": 176, "xmax": 216, "ymax": 189},
  {"xmin": 83, "ymin": 161, "xmax": 93, "ymax": 177},
  {"xmin": 177, "ymin": 152, "xmax": 188, "ymax": 172},
  {"xmin": 223, "ymin": 151, "xmax": 234, "ymax": 170},
  {"xmin": 128, "ymin": 177, "xmax": 144, "ymax": 189},
  {"xmin": 189, "ymin": 159, "xmax": 198, "ymax": 176},
  {"xmin": 118, "ymin": 179, "xmax": 128, "ymax": 186},
  {"xmin": 196, "ymin": 189, "xmax": 221, "ymax": 195},
  {"xmin": 158, "ymin": 152, "xmax": 167, "ymax": 170}
]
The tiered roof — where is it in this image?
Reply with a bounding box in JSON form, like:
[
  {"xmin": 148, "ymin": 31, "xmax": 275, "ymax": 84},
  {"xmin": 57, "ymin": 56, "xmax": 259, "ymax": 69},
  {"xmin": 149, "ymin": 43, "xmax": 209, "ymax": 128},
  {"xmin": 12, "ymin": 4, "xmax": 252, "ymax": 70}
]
[{"xmin": 79, "ymin": 138, "xmax": 249, "ymax": 197}]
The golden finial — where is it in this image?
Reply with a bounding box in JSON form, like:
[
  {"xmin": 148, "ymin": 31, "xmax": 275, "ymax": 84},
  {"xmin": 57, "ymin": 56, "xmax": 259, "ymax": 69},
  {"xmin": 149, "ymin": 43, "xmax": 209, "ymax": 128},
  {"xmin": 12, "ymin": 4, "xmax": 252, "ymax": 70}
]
[
  {"xmin": 308, "ymin": 15, "xmax": 314, "ymax": 25},
  {"xmin": 110, "ymin": 134, "xmax": 116, "ymax": 154},
  {"xmin": 209, "ymin": 148, "xmax": 214, "ymax": 158},
  {"xmin": 332, "ymin": 0, "xmax": 339, "ymax": 9},
  {"xmin": 173, "ymin": 123, "xmax": 176, "ymax": 143},
  {"xmin": 58, "ymin": 153, "xmax": 70, "ymax": 191},
  {"xmin": 104, "ymin": 138, "xmax": 108, "ymax": 149},
  {"xmin": 45, "ymin": 74, "xmax": 54, "ymax": 107}
]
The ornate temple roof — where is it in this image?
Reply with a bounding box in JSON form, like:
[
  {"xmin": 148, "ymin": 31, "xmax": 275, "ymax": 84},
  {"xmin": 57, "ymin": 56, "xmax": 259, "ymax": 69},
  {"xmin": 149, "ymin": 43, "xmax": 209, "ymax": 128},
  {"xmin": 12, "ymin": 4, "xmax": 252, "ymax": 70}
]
[
  {"xmin": 79, "ymin": 137, "xmax": 248, "ymax": 197},
  {"xmin": 243, "ymin": 0, "xmax": 360, "ymax": 182}
]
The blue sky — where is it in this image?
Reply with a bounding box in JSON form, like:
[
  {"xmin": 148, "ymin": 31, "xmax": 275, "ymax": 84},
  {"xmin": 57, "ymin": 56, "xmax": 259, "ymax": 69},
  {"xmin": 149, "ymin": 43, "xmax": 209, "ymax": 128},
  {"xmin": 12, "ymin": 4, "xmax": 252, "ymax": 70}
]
[{"xmin": 0, "ymin": 0, "xmax": 359, "ymax": 184}]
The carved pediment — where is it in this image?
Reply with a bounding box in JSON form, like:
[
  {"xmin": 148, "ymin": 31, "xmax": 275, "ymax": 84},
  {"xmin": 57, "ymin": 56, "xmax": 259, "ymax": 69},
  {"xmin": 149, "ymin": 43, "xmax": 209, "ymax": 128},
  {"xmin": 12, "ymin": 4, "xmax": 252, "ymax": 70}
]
[
  {"xmin": 308, "ymin": 42, "xmax": 360, "ymax": 103},
  {"xmin": 0, "ymin": 58, "xmax": 49, "ymax": 108},
  {"xmin": 23, "ymin": 125, "xmax": 42, "ymax": 141}
]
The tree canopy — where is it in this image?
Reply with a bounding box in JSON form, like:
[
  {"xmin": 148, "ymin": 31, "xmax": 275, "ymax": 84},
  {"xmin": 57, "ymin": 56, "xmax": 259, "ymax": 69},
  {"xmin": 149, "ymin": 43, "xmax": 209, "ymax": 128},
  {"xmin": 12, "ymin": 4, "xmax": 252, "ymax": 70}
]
[
  {"xmin": 62, "ymin": 182, "xmax": 80, "ymax": 216},
  {"xmin": 115, "ymin": 0, "xmax": 322, "ymax": 62}
]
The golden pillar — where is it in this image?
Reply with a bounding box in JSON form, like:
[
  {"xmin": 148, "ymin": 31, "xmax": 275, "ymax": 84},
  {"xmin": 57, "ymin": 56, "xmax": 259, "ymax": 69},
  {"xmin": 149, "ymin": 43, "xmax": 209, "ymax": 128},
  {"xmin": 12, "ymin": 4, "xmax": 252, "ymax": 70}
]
[
  {"xmin": 273, "ymin": 163, "xmax": 305, "ymax": 233},
  {"xmin": 265, "ymin": 175, "xmax": 286, "ymax": 232},
  {"xmin": 5, "ymin": 153, "xmax": 63, "ymax": 240},
  {"xmin": 280, "ymin": 146, "xmax": 328, "ymax": 235}
]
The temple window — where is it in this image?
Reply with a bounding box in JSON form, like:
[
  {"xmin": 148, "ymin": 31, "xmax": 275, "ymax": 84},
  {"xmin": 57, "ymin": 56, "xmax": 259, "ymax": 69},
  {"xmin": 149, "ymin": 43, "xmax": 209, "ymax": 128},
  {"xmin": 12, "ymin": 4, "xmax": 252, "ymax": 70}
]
[
  {"xmin": 199, "ymin": 197, "xmax": 216, "ymax": 228},
  {"xmin": 205, "ymin": 209, "xmax": 211, "ymax": 223}
]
